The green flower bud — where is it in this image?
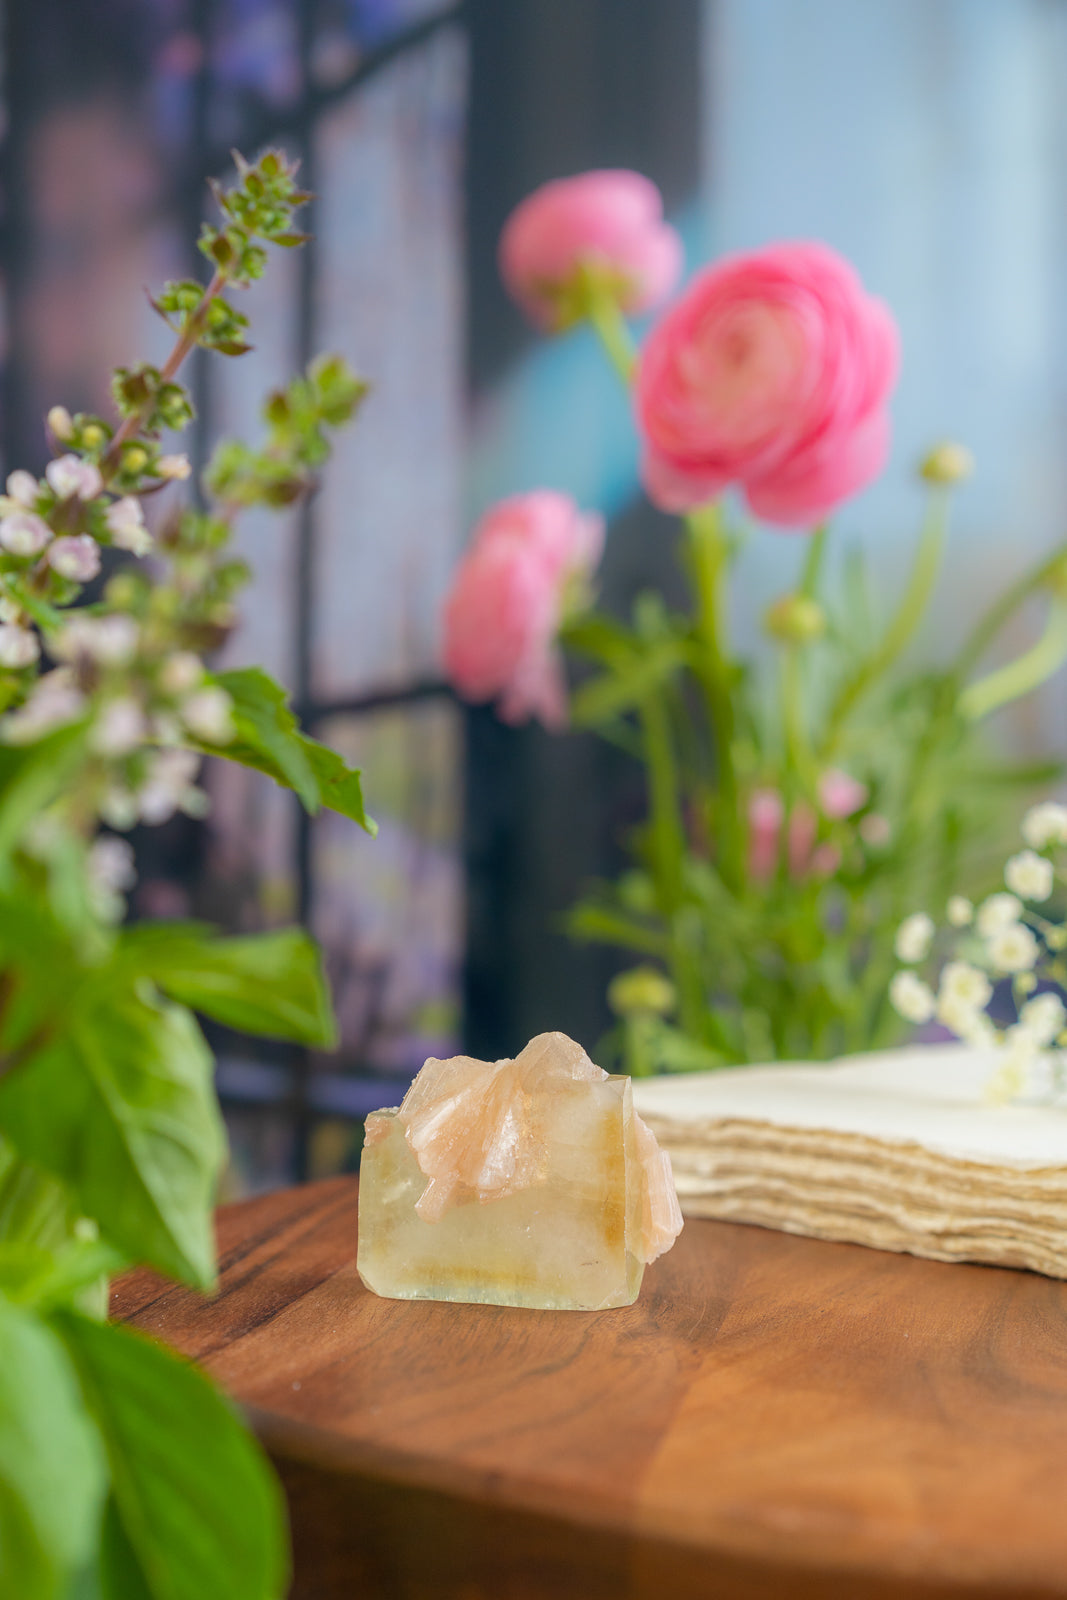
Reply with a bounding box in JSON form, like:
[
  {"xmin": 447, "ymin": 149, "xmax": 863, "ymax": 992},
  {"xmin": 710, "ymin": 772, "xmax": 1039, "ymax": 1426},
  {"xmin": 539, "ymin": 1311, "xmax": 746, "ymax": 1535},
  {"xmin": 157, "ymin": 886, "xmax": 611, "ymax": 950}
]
[
  {"xmin": 80, "ymin": 423, "xmax": 106, "ymax": 451},
  {"xmin": 607, "ymin": 965, "xmax": 677, "ymax": 1019},
  {"xmin": 123, "ymin": 445, "xmax": 149, "ymax": 475},
  {"xmin": 764, "ymin": 593, "xmax": 826, "ymax": 644},
  {"xmin": 919, "ymin": 442, "xmax": 974, "ymax": 486}
]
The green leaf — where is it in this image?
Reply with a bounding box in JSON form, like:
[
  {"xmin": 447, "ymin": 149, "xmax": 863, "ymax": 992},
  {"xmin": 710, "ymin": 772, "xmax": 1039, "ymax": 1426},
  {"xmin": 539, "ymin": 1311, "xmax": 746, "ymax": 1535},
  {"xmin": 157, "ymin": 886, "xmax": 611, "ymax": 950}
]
[
  {"xmin": 0, "ymin": 723, "xmax": 88, "ymax": 884},
  {"xmin": 0, "ymin": 1295, "xmax": 106, "ymax": 1600},
  {"xmin": 57, "ymin": 1314, "xmax": 288, "ymax": 1600},
  {"xmin": 0, "ymin": 991, "xmax": 223, "ymax": 1290},
  {"xmin": 117, "ymin": 923, "xmax": 337, "ymax": 1047},
  {"xmin": 570, "ymin": 641, "xmax": 685, "ymax": 727},
  {"xmin": 208, "ymin": 667, "xmax": 375, "ymax": 832},
  {"xmin": 0, "ymin": 1239, "xmax": 126, "ymax": 1315}
]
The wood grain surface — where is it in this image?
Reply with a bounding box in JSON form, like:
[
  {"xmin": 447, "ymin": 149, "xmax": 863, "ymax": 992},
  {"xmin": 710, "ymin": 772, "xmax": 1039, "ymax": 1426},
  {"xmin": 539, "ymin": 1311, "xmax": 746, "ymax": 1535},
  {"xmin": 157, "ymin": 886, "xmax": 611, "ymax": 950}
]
[{"xmin": 113, "ymin": 1176, "xmax": 1067, "ymax": 1600}]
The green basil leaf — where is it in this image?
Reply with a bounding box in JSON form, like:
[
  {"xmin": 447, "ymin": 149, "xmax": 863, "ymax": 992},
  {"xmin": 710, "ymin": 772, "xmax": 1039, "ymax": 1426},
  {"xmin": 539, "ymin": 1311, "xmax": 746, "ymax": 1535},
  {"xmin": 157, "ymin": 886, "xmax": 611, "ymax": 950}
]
[
  {"xmin": 0, "ymin": 1295, "xmax": 106, "ymax": 1599},
  {"xmin": 205, "ymin": 667, "xmax": 375, "ymax": 832},
  {"xmin": 116, "ymin": 923, "xmax": 337, "ymax": 1047},
  {"xmin": 0, "ymin": 724, "xmax": 89, "ymax": 885},
  {"xmin": 56, "ymin": 1315, "xmax": 288, "ymax": 1600},
  {"xmin": 0, "ymin": 991, "xmax": 223, "ymax": 1290}
]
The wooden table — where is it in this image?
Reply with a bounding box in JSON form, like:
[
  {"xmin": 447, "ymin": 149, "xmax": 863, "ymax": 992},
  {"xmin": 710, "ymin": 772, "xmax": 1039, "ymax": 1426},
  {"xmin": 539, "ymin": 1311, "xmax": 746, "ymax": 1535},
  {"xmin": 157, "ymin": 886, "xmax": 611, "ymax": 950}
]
[{"xmin": 113, "ymin": 1176, "xmax": 1067, "ymax": 1600}]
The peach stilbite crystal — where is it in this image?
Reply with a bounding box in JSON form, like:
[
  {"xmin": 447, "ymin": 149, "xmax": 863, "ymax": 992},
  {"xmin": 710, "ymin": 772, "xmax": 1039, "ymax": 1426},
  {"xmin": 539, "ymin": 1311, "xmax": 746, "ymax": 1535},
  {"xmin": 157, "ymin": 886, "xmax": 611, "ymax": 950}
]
[{"xmin": 357, "ymin": 1031, "xmax": 682, "ymax": 1310}]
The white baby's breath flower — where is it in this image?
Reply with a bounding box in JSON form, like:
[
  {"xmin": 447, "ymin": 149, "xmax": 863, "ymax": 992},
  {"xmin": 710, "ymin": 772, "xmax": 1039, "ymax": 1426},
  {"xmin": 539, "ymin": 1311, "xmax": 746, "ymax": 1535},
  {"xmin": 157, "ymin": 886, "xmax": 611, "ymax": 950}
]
[
  {"xmin": 180, "ymin": 686, "xmax": 234, "ymax": 745},
  {"xmin": 1022, "ymin": 801, "xmax": 1067, "ymax": 850},
  {"xmin": 936, "ymin": 990, "xmax": 988, "ymax": 1043},
  {"xmin": 986, "ymin": 922, "xmax": 1039, "ymax": 975},
  {"xmin": 1018, "ymin": 991, "xmax": 1066, "ymax": 1046},
  {"xmin": 99, "ymin": 788, "xmax": 139, "ymax": 831},
  {"xmin": 946, "ymin": 895, "xmax": 973, "ymax": 928},
  {"xmin": 5, "ymin": 471, "xmax": 38, "ymax": 507},
  {"xmin": 939, "ymin": 960, "xmax": 993, "ymax": 1010},
  {"xmin": 890, "ymin": 970, "xmax": 936, "ymax": 1024},
  {"xmin": 46, "ymin": 454, "xmax": 102, "ymax": 502},
  {"xmin": 157, "ymin": 454, "xmax": 191, "ymax": 481},
  {"xmin": 0, "ymin": 626, "xmax": 39, "ymax": 669},
  {"xmin": 48, "ymin": 535, "xmax": 101, "ymax": 582},
  {"xmin": 90, "ymin": 697, "xmax": 147, "ymax": 757},
  {"xmin": 104, "ymin": 496, "xmax": 152, "ymax": 557},
  {"xmin": 894, "ymin": 912, "xmax": 934, "ymax": 964},
  {"xmin": 159, "ymin": 651, "xmax": 202, "ymax": 696},
  {"xmin": 976, "ymin": 892, "xmax": 1023, "ymax": 938},
  {"xmin": 0, "ymin": 510, "xmax": 51, "ymax": 556},
  {"xmin": 1004, "ymin": 849, "xmax": 1054, "ymax": 903}
]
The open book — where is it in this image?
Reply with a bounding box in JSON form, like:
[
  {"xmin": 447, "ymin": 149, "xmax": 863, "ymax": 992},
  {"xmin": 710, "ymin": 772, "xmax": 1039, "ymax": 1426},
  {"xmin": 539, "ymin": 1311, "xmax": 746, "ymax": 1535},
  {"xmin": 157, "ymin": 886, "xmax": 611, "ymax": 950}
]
[{"xmin": 632, "ymin": 1044, "xmax": 1067, "ymax": 1278}]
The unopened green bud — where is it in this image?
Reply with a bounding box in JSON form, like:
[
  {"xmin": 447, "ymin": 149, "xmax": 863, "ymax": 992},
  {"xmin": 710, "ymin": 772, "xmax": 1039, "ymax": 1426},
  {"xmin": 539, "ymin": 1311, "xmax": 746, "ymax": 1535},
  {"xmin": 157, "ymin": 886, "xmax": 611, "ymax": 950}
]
[
  {"xmin": 764, "ymin": 593, "xmax": 826, "ymax": 644},
  {"xmin": 123, "ymin": 446, "xmax": 149, "ymax": 475},
  {"xmin": 80, "ymin": 423, "xmax": 106, "ymax": 450},
  {"xmin": 608, "ymin": 966, "xmax": 677, "ymax": 1019},
  {"xmin": 919, "ymin": 442, "xmax": 974, "ymax": 486}
]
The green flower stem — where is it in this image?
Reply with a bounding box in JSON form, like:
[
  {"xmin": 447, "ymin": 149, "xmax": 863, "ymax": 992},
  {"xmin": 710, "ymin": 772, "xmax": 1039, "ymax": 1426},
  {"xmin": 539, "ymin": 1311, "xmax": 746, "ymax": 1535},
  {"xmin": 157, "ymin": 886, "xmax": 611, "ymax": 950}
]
[
  {"xmin": 799, "ymin": 523, "xmax": 828, "ymax": 597},
  {"xmin": 821, "ymin": 486, "xmax": 950, "ymax": 758},
  {"xmin": 685, "ymin": 504, "xmax": 743, "ymax": 891},
  {"xmin": 958, "ymin": 598, "xmax": 1067, "ymax": 721},
  {"xmin": 584, "ymin": 286, "xmax": 637, "ymax": 384},
  {"xmin": 638, "ymin": 693, "xmax": 705, "ymax": 1035},
  {"xmin": 953, "ymin": 541, "xmax": 1067, "ymax": 682},
  {"xmin": 781, "ymin": 644, "xmax": 815, "ymax": 792}
]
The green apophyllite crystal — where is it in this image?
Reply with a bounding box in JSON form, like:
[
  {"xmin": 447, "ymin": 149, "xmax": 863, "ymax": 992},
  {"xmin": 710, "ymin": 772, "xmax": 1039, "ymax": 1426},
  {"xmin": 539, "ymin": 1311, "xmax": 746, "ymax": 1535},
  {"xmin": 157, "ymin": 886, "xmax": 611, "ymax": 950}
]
[{"xmin": 356, "ymin": 1031, "xmax": 682, "ymax": 1311}]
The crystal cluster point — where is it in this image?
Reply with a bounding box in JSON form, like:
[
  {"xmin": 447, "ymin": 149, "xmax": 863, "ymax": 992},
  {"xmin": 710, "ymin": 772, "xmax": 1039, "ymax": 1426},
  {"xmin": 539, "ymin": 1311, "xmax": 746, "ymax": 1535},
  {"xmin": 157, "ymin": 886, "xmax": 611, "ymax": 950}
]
[{"xmin": 357, "ymin": 1031, "xmax": 683, "ymax": 1310}]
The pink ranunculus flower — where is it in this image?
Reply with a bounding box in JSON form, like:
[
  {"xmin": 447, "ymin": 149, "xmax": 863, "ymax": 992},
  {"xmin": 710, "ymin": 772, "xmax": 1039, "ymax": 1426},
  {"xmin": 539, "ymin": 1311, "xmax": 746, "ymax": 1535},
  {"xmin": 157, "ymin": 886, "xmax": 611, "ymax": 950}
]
[
  {"xmin": 635, "ymin": 241, "xmax": 899, "ymax": 527},
  {"xmin": 443, "ymin": 491, "xmax": 604, "ymax": 729},
  {"xmin": 499, "ymin": 171, "xmax": 683, "ymax": 331},
  {"xmin": 818, "ymin": 767, "xmax": 869, "ymax": 820},
  {"xmin": 748, "ymin": 788, "xmax": 785, "ymax": 883}
]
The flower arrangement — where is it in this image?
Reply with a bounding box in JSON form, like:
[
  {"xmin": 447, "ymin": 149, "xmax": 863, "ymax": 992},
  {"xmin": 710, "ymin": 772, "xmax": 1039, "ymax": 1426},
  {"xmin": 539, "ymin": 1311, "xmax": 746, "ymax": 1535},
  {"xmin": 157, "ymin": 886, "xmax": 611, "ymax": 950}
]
[
  {"xmin": 0, "ymin": 152, "xmax": 373, "ymax": 1600},
  {"xmin": 890, "ymin": 801, "xmax": 1067, "ymax": 1102},
  {"xmin": 445, "ymin": 169, "xmax": 1067, "ymax": 1074}
]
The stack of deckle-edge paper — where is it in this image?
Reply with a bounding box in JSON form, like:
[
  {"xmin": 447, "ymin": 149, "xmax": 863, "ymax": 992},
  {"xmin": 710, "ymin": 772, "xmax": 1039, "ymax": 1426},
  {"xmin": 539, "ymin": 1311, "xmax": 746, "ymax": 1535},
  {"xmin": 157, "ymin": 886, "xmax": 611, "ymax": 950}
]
[{"xmin": 631, "ymin": 1043, "xmax": 1067, "ymax": 1278}]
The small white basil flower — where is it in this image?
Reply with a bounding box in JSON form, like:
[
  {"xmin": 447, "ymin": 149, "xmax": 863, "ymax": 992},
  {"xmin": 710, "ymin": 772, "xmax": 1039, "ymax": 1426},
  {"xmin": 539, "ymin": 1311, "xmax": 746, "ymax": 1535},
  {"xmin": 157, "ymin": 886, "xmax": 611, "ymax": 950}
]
[
  {"xmin": 104, "ymin": 496, "xmax": 152, "ymax": 556},
  {"xmin": 157, "ymin": 454, "xmax": 192, "ymax": 481},
  {"xmin": 986, "ymin": 922, "xmax": 1039, "ymax": 975},
  {"xmin": 0, "ymin": 625, "xmax": 39, "ymax": 669},
  {"xmin": 894, "ymin": 912, "xmax": 934, "ymax": 964},
  {"xmin": 46, "ymin": 406, "xmax": 74, "ymax": 442},
  {"xmin": 0, "ymin": 510, "xmax": 51, "ymax": 555},
  {"xmin": 180, "ymin": 686, "xmax": 235, "ymax": 745},
  {"xmin": 946, "ymin": 895, "xmax": 973, "ymax": 928},
  {"xmin": 1021, "ymin": 800, "xmax": 1067, "ymax": 850},
  {"xmin": 46, "ymin": 454, "xmax": 102, "ymax": 501},
  {"xmin": 5, "ymin": 470, "xmax": 38, "ymax": 506},
  {"xmin": 88, "ymin": 834, "xmax": 137, "ymax": 894},
  {"xmin": 159, "ymin": 651, "xmax": 203, "ymax": 695},
  {"xmin": 889, "ymin": 970, "xmax": 935, "ymax": 1024},
  {"xmin": 1004, "ymin": 848, "xmax": 1055, "ymax": 903},
  {"xmin": 55, "ymin": 614, "xmax": 139, "ymax": 666},
  {"xmin": 138, "ymin": 748, "xmax": 202, "ymax": 825},
  {"xmin": 976, "ymin": 892, "xmax": 1023, "ymax": 938},
  {"xmin": 90, "ymin": 697, "xmax": 147, "ymax": 757},
  {"xmin": 1, "ymin": 669, "xmax": 86, "ymax": 743},
  {"xmin": 48, "ymin": 535, "xmax": 101, "ymax": 582}
]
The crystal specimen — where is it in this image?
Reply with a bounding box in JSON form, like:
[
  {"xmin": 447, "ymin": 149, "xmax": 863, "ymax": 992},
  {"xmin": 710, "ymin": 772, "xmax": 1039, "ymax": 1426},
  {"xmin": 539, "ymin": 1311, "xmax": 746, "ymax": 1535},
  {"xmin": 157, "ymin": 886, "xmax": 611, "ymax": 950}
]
[{"xmin": 357, "ymin": 1031, "xmax": 683, "ymax": 1310}]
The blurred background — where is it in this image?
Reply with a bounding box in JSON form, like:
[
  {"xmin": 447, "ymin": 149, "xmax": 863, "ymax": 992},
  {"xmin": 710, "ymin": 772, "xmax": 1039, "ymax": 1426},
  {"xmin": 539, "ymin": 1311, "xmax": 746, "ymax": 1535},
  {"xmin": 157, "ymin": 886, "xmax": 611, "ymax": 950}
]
[{"xmin": 4, "ymin": 0, "xmax": 1067, "ymax": 1192}]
